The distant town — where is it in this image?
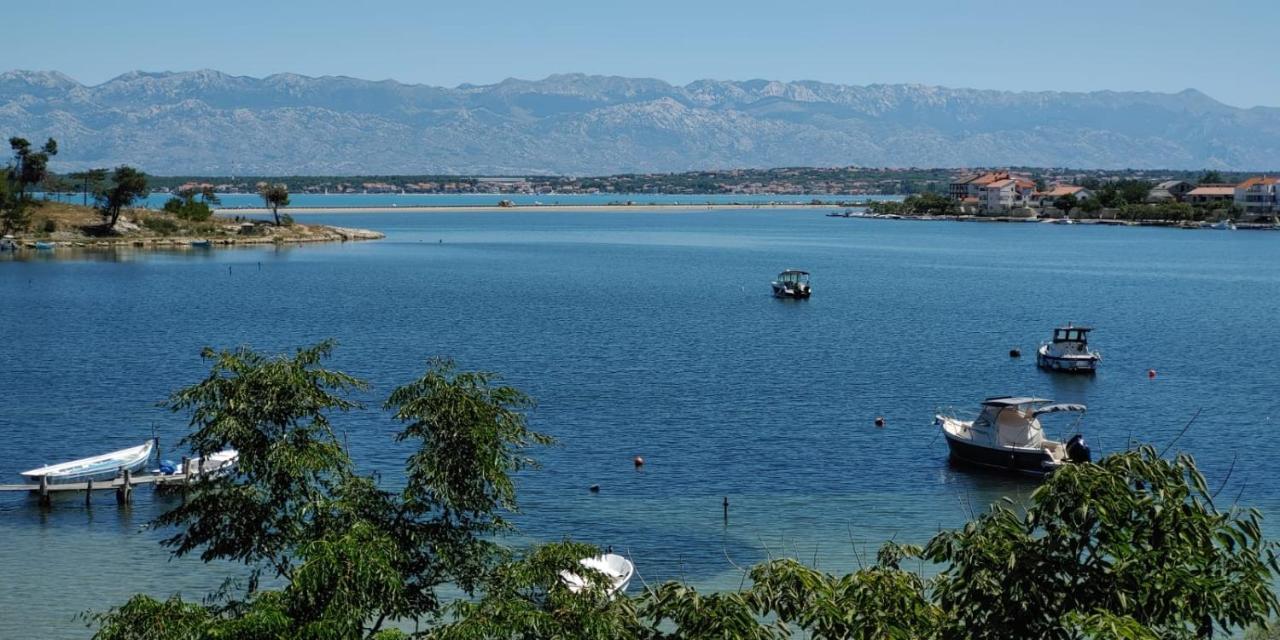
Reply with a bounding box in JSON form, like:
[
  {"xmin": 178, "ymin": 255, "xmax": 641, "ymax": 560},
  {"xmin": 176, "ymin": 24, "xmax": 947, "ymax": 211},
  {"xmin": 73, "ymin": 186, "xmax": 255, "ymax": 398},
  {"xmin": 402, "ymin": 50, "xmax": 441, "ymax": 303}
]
[{"xmin": 133, "ymin": 167, "xmax": 1273, "ymax": 200}]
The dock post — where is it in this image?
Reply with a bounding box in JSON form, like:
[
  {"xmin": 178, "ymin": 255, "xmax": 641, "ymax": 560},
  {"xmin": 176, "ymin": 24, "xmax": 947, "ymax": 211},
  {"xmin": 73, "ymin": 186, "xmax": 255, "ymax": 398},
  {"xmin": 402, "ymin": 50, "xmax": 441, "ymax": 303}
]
[
  {"xmin": 181, "ymin": 456, "xmax": 190, "ymax": 488},
  {"xmin": 86, "ymin": 479, "xmax": 93, "ymax": 506},
  {"xmin": 38, "ymin": 474, "xmax": 50, "ymax": 507},
  {"xmin": 117, "ymin": 468, "xmax": 132, "ymax": 505}
]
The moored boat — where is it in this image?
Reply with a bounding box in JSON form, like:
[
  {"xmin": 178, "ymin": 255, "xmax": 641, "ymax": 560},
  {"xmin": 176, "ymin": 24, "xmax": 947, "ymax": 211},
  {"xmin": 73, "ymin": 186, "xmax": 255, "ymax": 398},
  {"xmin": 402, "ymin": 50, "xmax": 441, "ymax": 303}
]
[
  {"xmin": 937, "ymin": 397, "xmax": 1090, "ymax": 476},
  {"xmin": 20, "ymin": 439, "xmax": 155, "ymax": 484},
  {"xmin": 560, "ymin": 553, "xmax": 634, "ymax": 596},
  {"xmin": 33, "ymin": 241, "xmax": 55, "ymax": 250},
  {"xmin": 190, "ymin": 239, "xmax": 212, "ymax": 248},
  {"xmin": 1211, "ymin": 219, "xmax": 1236, "ymax": 230},
  {"xmin": 1036, "ymin": 325, "xmax": 1100, "ymax": 373},
  {"xmin": 771, "ymin": 269, "xmax": 811, "ymax": 298},
  {"xmin": 158, "ymin": 449, "xmax": 239, "ymax": 478}
]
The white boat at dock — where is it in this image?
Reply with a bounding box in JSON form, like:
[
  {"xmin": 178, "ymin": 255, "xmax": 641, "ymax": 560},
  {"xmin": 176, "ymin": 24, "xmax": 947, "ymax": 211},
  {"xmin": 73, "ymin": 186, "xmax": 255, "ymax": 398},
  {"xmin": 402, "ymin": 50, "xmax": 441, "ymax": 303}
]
[
  {"xmin": 1211, "ymin": 219, "xmax": 1236, "ymax": 230},
  {"xmin": 20, "ymin": 439, "xmax": 155, "ymax": 484},
  {"xmin": 156, "ymin": 449, "xmax": 239, "ymax": 480},
  {"xmin": 560, "ymin": 553, "xmax": 634, "ymax": 596}
]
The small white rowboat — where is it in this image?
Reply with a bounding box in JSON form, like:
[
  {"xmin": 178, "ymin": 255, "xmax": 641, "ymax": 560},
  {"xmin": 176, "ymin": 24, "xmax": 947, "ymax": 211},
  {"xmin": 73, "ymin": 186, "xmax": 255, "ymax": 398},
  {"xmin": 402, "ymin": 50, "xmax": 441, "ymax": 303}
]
[{"xmin": 20, "ymin": 439, "xmax": 155, "ymax": 484}]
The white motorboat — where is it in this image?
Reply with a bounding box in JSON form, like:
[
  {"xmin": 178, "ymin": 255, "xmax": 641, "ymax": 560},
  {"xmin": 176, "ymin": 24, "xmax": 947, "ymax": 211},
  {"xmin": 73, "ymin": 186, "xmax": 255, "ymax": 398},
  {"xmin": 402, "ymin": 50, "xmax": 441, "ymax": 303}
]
[
  {"xmin": 20, "ymin": 439, "xmax": 155, "ymax": 484},
  {"xmin": 158, "ymin": 449, "xmax": 239, "ymax": 478},
  {"xmin": 560, "ymin": 553, "xmax": 634, "ymax": 596},
  {"xmin": 771, "ymin": 269, "xmax": 811, "ymax": 299},
  {"xmin": 937, "ymin": 397, "xmax": 1090, "ymax": 476},
  {"xmin": 1036, "ymin": 325, "xmax": 1101, "ymax": 373},
  {"xmin": 1211, "ymin": 219, "xmax": 1236, "ymax": 230}
]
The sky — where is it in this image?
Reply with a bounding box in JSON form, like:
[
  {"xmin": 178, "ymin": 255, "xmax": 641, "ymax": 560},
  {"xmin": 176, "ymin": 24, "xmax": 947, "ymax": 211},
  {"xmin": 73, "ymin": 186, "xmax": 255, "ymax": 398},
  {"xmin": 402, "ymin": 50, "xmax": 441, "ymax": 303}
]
[{"xmin": 9, "ymin": 0, "xmax": 1280, "ymax": 108}]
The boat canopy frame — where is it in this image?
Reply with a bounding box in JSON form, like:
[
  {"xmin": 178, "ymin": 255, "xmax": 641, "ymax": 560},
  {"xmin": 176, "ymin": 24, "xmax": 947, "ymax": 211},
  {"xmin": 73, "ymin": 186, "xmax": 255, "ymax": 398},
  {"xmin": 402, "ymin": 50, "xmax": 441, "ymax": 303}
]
[{"xmin": 1052, "ymin": 326, "xmax": 1092, "ymax": 343}]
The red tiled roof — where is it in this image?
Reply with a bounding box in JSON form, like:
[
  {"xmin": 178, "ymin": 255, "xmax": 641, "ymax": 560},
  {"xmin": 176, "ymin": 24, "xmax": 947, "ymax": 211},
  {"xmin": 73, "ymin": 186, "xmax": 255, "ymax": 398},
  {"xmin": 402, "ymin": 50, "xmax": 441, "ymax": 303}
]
[
  {"xmin": 1238, "ymin": 176, "xmax": 1280, "ymax": 188},
  {"xmin": 1187, "ymin": 186, "xmax": 1235, "ymax": 196}
]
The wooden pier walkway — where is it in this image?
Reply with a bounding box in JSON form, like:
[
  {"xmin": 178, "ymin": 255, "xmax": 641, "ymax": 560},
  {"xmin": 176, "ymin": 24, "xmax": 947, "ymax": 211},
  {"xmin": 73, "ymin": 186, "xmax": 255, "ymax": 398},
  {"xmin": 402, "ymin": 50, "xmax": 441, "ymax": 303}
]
[{"xmin": 0, "ymin": 458, "xmax": 213, "ymax": 506}]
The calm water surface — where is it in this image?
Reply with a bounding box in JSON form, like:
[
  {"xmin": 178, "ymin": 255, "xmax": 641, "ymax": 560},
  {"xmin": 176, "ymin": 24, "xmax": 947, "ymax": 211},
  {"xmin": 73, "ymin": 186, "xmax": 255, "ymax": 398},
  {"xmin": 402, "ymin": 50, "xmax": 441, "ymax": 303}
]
[{"xmin": 2, "ymin": 209, "xmax": 1278, "ymax": 637}]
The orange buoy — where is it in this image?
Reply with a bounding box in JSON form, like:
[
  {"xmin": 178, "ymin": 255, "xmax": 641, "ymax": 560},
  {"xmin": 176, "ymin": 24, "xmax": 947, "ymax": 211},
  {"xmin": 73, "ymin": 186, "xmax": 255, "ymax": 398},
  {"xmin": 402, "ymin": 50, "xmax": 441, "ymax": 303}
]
[
  {"xmin": 633, "ymin": 456, "xmax": 645, "ymax": 468},
  {"xmin": 1147, "ymin": 369, "xmax": 1157, "ymax": 379},
  {"xmin": 874, "ymin": 416, "xmax": 886, "ymax": 428}
]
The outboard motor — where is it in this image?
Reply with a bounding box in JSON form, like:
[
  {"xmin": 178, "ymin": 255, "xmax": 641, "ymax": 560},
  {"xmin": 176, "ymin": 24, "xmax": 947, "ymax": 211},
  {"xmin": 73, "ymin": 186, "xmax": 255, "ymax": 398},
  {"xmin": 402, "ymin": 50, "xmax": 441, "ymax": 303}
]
[{"xmin": 1065, "ymin": 434, "xmax": 1091, "ymax": 464}]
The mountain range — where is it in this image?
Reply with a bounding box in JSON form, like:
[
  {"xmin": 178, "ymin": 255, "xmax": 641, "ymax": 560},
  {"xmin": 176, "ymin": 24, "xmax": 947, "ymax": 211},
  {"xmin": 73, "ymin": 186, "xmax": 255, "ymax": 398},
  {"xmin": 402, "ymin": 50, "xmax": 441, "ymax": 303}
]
[{"xmin": 2, "ymin": 69, "xmax": 1278, "ymax": 175}]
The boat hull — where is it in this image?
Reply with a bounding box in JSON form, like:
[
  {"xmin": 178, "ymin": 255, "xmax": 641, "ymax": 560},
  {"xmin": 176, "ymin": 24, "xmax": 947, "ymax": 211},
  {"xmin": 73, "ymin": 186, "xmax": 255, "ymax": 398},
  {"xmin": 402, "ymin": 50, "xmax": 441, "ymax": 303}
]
[
  {"xmin": 771, "ymin": 284, "xmax": 811, "ymax": 299},
  {"xmin": 1036, "ymin": 347, "xmax": 1099, "ymax": 373},
  {"xmin": 943, "ymin": 434, "xmax": 1059, "ymax": 476},
  {"xmin": 20, "ymin": 440, "xmax": 154, "ymax": 484}
]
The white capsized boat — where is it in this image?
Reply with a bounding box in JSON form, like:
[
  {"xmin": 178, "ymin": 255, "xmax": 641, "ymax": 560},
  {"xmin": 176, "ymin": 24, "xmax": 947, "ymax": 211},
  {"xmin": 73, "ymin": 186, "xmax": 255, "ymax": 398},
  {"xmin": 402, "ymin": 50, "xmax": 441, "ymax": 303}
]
[
  {"xmin": 560, "ymin": 553, "xmax": 634, "ymax": 596},
  {"xmin": 20, "ymin": 439, "xmax": 155, "ymax": 484}
]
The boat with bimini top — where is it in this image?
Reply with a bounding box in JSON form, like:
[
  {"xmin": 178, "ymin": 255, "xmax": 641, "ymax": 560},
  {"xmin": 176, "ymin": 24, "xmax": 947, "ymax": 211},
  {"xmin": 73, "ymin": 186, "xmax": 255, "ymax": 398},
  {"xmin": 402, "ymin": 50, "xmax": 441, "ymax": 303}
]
[
  {"xmin": 937, "ymin": 397, "xmax": 1090, "ymax": 476},
  {"xmin": 771, "ymin": 269, "xmax": 811, "ymax": 298}
]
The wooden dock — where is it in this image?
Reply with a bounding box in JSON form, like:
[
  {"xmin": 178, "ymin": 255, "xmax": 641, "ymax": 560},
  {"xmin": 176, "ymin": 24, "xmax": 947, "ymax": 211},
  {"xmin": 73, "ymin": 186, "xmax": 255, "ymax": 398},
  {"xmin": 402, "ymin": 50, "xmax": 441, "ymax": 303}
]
[{"xmin": 0, "ymin": 457, "xmax": 214, "ymax": 506}]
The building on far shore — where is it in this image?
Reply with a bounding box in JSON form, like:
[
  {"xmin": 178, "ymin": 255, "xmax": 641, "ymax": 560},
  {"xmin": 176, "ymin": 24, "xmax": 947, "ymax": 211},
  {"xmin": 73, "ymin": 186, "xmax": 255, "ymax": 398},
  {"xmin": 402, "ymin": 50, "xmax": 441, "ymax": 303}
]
[
  {"xmin": 982, "ymin": 176, "xmax": 1036, "ymax": 212},
  {"xmin": 1147, "ymin": 180, "xmax": 1194, "ymax": 203},
  {"xmin": 1033, "ymin": 184, "xmax": 1094, "ymax": 208},
  {"xmin": 1186, "ymin": 184, "xmax": 1236, "ymax": 206},
  {"xmin": 1235, "ymin": 177, "xmax": 1279, "ymax": 219}
]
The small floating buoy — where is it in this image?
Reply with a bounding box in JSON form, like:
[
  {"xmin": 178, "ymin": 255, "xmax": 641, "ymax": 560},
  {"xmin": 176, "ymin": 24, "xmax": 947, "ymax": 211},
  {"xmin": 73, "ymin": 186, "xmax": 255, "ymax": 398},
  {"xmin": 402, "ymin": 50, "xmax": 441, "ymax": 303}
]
[
  {"xmin": 874, "ymin": 416, "xmax": 885, "ymax": 428},
  {"xmin": 633, "ymin": 456, "xmax": 645, "ymax": 469},
  {"xmin": 589, "ymin": 484, "xmax": 600, "ymax": 493},
  {"xmin": 1009, "ymin": 348, "xmax": 1021, "ymax": 358},
  {"xmin": 1147, "ymin": 369, "xmax": 1157, "ymax": 379}
]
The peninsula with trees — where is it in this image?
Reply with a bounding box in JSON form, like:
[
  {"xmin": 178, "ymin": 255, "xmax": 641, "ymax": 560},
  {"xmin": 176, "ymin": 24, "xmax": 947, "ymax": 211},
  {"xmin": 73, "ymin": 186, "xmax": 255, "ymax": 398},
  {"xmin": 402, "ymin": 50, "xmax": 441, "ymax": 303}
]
[{"xmin": 1, "ymin": 136, "xmax": 382, "ymax": 251}]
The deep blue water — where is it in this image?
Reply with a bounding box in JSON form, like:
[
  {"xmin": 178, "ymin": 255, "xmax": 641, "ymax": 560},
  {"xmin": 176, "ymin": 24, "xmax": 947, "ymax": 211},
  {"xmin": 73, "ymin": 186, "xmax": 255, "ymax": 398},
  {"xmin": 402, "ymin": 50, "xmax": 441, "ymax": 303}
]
[{"xmin": 3, "ymin": 209, "xmax": 1279, "ymax": 637}]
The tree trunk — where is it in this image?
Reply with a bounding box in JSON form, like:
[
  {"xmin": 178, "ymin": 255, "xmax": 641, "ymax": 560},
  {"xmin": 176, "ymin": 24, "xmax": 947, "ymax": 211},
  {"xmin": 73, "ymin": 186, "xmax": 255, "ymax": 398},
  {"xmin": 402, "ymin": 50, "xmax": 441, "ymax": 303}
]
[{"xmin": 272, "ymin": 204, "xmax": 280, "ymax": 226}]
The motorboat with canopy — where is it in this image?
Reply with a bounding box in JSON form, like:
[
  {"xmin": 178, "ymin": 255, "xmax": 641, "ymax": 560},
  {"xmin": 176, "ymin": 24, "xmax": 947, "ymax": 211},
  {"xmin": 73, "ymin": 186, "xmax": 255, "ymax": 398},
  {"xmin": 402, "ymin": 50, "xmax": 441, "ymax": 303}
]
[
  {"xmin": 936, "ymin": 397, "xmax": 1090, "ymax": 475},
  {"xmin": 771, "ymin": 269, "xmax": 811, "ymax": 298},
  {"xmin": 1037, "ymin": 325, "xmax": 1100, "ymax": 373}
]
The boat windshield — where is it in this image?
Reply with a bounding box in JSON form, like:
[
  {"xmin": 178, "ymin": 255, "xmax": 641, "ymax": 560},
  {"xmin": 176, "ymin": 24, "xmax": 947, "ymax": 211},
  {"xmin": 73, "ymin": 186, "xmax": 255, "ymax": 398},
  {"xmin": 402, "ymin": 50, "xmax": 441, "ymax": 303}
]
[
  {"xmin": 778, "ymin": 271, "xmax": 809, "ymax": 284},
  {"xmin": 1053, "ymin": 327, "xmax": 1090, "ymax": 343}
]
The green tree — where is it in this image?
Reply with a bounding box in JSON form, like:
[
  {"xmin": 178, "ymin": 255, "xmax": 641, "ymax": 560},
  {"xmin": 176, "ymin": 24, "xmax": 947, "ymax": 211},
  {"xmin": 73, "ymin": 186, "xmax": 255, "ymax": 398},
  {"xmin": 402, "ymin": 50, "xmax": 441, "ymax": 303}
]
[
  {"xmin": 162, "ymin": 189, "xmax": 213, "ymax": 221},
  {"xmin": 95, "ymin": 166, "xmax": 148, "ymax": 229},
  {"xmin": 926, "ymin": 446, "xmax": 1279, "ymax": 639},
  {"xmin": 93, "ymin": 345, "xmax": 552, "ymax": 639},
  {"xmin": 1200, "ymin": 170, "xmax": 1225, "ymax": 185},
  {"xmin": 258, "ymin": 182, "xmax": 290, "ymax": 225},
  {"xmin": 1079, "ymin": 197, "xmax": 1103, "ymax": 215},
  {"xmin": 1054, "ymin": 193, "xmax": 1079, "ymax": 215}
]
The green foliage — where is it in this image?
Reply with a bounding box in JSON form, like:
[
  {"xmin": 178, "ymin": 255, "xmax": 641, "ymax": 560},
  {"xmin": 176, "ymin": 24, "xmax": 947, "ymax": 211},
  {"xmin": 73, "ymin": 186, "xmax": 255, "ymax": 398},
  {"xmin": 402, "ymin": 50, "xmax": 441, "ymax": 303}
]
[
  {"xmin": 1118, "ymin": 202, "xmax": 1198, "ymax": 221},
  {"xmin": 1054, "ymin": 193, "xmax": 1079, "ymax": 214},
  {"xmin": 140, "ymin": 216, "xmax": 181, "ymax": 235},
  {"xmin": 258, "ymin": 183, "xmax": 291, "ymax": 225},
  {"xmin": 161, "ymin": 193, "xmax": 213, "ymax": 222},
  {"xmin": 1079, "ymin": 197, "xmax": 1103, "ymax": 214},
  {"xmin": 902, "ymin": 192, "xmax": 957, "ymax": 215},
  {"xmin": 40, "ymin": 218, "xmax": 57, "ymax": 233},
  {"xmin": 1200, "ymin": 170, "xmax": 1225, "ymax": 185},
  {"xmin": 1095, "ymin": 179, "xmax": 1154, "ymax": 207},
  {"xmin": 925, "ymin": 446, "xmax": 1279, "ymax": 639},
  {"xmin": 94, "ymin": 344, "xmax": 554, "ymax": 640},
  {"xmin": 96, "ymin": 166, "xmax": 149, "ymax": 228},
  {"xmin": 2, "ymin": 135, "xmax": 57, "ymax": 233}
]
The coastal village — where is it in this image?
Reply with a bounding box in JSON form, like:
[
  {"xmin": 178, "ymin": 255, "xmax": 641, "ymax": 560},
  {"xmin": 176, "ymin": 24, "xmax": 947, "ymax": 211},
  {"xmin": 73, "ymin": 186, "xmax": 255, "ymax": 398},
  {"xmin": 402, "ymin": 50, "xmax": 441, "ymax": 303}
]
[{"xmin": 946, "ymin": 170, "xmax": 1279, "ymax": 220}]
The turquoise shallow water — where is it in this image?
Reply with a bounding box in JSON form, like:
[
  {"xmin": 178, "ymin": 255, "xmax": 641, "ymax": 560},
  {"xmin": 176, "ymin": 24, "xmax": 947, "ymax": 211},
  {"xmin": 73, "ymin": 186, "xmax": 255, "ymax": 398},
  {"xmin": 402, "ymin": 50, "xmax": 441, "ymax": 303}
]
[{"xmin": 3, "ymin": 209, "xmax": 1279, "ymax": 637}]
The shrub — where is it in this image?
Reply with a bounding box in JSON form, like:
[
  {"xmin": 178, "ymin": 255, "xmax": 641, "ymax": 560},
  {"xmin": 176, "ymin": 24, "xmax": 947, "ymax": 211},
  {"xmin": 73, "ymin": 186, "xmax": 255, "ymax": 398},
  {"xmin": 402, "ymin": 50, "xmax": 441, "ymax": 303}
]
[
  {"xmin": 141, "ymin": 216, "xmax": 180, "ymax": 235},
  {"xmin": 41, "ymin": 218, "xmax": 57, "ymax": 233}
]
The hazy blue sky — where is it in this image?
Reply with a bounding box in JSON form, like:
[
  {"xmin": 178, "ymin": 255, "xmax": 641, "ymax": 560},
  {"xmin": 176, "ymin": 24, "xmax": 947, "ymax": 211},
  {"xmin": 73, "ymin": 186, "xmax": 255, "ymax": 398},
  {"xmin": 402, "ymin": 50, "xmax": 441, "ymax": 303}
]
[{"xmin": 11, "ymin": 0, "xmax": 1280, "ymax": 107}]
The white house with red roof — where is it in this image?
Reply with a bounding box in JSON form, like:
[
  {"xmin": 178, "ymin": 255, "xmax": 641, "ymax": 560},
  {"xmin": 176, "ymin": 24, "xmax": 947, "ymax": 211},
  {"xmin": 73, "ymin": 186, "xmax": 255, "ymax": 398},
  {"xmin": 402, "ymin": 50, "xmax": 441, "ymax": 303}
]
[{"xmin": 1235, "ymin": 176, "xmax": 1279, "ymax": 218}]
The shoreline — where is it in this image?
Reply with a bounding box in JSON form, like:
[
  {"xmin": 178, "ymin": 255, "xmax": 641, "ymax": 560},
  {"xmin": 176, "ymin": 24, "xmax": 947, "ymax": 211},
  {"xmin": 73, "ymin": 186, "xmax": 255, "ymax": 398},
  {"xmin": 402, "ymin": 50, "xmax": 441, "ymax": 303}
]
[{"xmin": 213, "ymin": 203, "xmax": 830, "ymax": 215}]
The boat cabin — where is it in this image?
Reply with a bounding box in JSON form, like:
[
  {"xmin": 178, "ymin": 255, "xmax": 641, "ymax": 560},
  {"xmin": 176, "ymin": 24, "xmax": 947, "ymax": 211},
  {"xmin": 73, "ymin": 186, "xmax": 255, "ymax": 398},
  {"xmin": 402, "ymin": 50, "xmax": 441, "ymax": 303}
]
[
  {"xmin": 1051, "ymin": 326, "xmax": 1091, "ymax": 344},
  {"xmin": 969, "ymin": 397, "xmax": 1086, "ymax": 451},
  {"xmin": 777, "ymin": 269, "xmax": 809, "ymax": 284}
]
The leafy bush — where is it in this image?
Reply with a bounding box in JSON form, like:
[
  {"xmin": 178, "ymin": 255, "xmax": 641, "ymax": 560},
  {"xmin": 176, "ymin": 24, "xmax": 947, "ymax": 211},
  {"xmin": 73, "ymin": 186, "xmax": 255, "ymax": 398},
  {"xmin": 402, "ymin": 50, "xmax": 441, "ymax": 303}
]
[
  {"xmin": 141, "ymin": 216, "xmax": 180, "ymax": 235},
  {"xmin": 40, "ymin": 218, "xmax": 57, "ymax": 233}
]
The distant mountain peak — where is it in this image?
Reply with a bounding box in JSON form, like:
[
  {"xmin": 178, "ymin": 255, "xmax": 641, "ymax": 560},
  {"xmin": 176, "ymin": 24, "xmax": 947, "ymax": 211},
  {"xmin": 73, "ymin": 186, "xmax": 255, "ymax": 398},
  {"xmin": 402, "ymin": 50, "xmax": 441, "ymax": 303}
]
[{"xmin": 1, "ymin": 69, "xmax": 1276, "ymax": 174}]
